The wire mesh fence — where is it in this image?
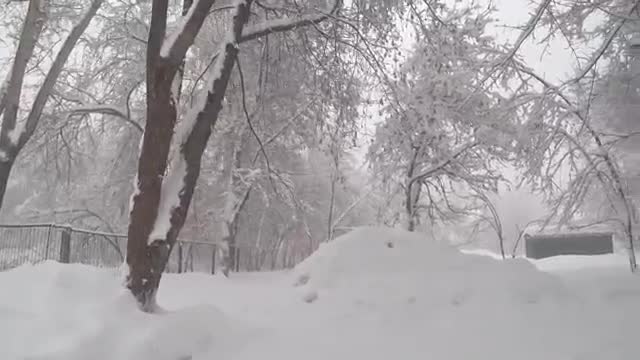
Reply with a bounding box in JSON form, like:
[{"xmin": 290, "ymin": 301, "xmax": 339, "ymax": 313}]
[
  {"xmin": 0, "ymin": 224, "xmax": 58, "ymax": 270},
  {"xmin": 0, "ymin": 223, "xmax": 322, "ymax": 273},
  {"xmin": 0, "ymin": 224, "xmax": 242, "ymax": 273}
]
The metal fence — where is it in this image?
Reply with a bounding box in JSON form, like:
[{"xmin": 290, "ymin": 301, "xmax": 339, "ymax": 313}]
[
  {"xmin": 0, "ymin": 223, "xmax": 240, "ymax": 273},
  {"xmin": 0, "ymin": 223, "xmax": 322, "ymax": 273}
]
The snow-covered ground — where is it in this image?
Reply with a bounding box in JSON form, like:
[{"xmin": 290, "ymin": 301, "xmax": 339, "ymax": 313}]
[{"xmin": 1, "ymin": 227, "xmax": 639, "ymax": 360}]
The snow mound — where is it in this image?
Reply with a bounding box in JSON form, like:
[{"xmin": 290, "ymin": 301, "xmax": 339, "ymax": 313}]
[
  {"xmin": 293, "ymin": 227, "xmax": 569, "ymax": 306},
  {"xmin": 533, "ymin": 253, "xmax": 631, "ymax": 272},
  {"xmin": 0, "ymin": 262, "xmax": 245, "ymax": 360}
]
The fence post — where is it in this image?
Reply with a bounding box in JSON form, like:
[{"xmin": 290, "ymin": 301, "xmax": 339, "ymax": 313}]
[
  {"xmin": 211, "ymin": 244, "xmax": 216, "ymax": 275},
  {"xmin": 44, "ymin": 224, "xmax": 53, "ymax": 260},
  {"xmin": 235, "ymin": 247, "xmax": 240, "ymax": 272},
  {"xmin": 177, "ymin": 242, "xmax": 183, "ymax": 273},
  {"xmin": 59, "ymin": 227, "xmax": 71, "ymax": 264}
]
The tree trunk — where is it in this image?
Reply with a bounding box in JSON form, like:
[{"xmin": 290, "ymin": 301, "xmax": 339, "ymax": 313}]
[
  {"xmin": 125, "ymin": 0, "xmax": 342, "ymax": 310},
  {"xmin": 221, "ymin": 128, "xmax": 247, "ymax": 276},
  {"xmin": 0, "ymin": 0, "xmax": 46, "ymax": 210},
  {"xmin": 126, "ymin": 0, "xmax": 253, "ymax": 310},
  {"xmin": 327, "ymin": 175, "xmax": 337, "ymax": 239},
  {"xmin": 404, "ymin": 147, "xmax": 422, "ymax": 232}
]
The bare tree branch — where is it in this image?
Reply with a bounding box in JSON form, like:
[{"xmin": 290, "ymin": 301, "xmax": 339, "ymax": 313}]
[
  {"xmin": 408, "ymin": 141, "xmax": 479, "ymax": 187},
  {"xmin": 160, "ymin": 0, "xmax": 216, "ymax": 68},
  {"xmin": 67, "ymin": 104, "xmax": 144, "ymax": 133},
  {"xmin": 20, "ymin": 0, "xmax": 105, "ymax": 149},
  {"xmin": 239, "ymin": 0, "xmax": 342, "ymax": 42}
]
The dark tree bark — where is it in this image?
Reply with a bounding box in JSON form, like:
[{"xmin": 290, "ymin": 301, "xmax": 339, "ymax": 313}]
[
  {"xmin": 126, "ymin": 0, "xmax": 343, "ymax": 311},
  {"xmin": 404, "ymin": 147, "xmax": 421, "ymax": 232},
  {"xmin": 126, "ymin": 0, "xmax": 253, "ymax": 310}
]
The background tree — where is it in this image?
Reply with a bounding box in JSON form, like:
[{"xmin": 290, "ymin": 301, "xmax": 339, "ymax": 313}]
[
  {"xmin": 368, "ymin": 2, "xmax": 518, "ymax": 232},
  {"xmin": 0, "ymin": 0, "xmax": 105, "ymax": 212},
  {"xmin": 508, "ymin": 0, "xmax": 640, "ymax": 270}
]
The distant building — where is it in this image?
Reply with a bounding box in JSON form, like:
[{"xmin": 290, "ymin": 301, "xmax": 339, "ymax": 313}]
[{"xmin": 524, "ymin": 232, "xmax": 614, "ymax": 259}]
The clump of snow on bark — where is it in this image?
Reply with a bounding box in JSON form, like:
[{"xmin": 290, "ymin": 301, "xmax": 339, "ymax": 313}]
[
  {"xmin": 8, "ymin": 121, "xmax": 25, "ymax": 146},
  {"xmin": 128, "ymin": 174, "xmax": 139, "ymax": 215},
  {"xmin": 129, "ymin": 133, "xmax": 145, "ymax": 215},
  {"xmin": 148, "ymin": 158, "xmax": 187, "ymax": 244},
  {"xmin": 146, "ymin": 95, "xmax": 203, "ymax": 244}
]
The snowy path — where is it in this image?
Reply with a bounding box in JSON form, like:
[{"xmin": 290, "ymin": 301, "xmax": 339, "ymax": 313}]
[{"xmin": 1, "ymin": 228, "xmax": 639, "ymax": 360}]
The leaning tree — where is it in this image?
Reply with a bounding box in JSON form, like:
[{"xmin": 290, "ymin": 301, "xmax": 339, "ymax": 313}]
[{"xmin": 123, "ymin": 0, "xmax": 409, "ymax": 311}]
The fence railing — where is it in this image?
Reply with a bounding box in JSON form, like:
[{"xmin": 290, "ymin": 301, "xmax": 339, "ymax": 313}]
[
  {"xmin": 0, "ymin": 223, "xmax": 241, "ymax": 273},
  {"xmin": 0, "ymin": 223, "xmax": 318, "ymax": 273}
]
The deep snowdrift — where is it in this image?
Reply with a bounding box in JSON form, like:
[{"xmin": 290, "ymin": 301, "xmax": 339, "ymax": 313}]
[
  {"xmin": 293, "ymin": 227, "xmax": 570, "ymax": 307},
  {"xmin": 0, "ymin": 226, "xmax": 638, "ymax": 360}
]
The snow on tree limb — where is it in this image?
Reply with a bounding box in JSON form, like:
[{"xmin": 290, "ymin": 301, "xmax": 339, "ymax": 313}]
[
  {"xmin": 68, "ymin": 104, "xmax": 143, "ymax": 133},
  {"xmin": 148, "ymin": 156, "xmax": 188, "ymax": 243},
  {"xmin": 503, "ymin": 0, "xmax": 551, "ymax": 67},
  {"xmin": 147, "ymin": 0, "xmax": 249, "ymax": 245},
  {"xmin": 159, "ymin": 0, "xmax": 214, "ymax": 67},
  {"xmin": 569, "ymin": 0, "xmax": 640, "ymax": 83},
  {"xmin": 408, "ymin": 141, "xmax": 480, "ymax": 186},
  {"xmin": 239, "ymin": 0, "xmax": 342, "ymax": 43},
  {"xmin": 20, "ymin": 0, "xmax": 105, "ymax": 149}
]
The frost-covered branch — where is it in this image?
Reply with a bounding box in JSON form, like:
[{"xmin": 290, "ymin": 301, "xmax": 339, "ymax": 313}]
[
  {"xmin": 472, "ymin": 190, "xmax": 505, "ymax": 259},
  {"xmin": 503, "ymin": 0, "xmax": 551, "ymax": 66},
  {"xmin": 160, "ymin": 0, "xmax": 215, "ymax": 66},
  {"xmin": 68, "ymin": 104, "xmax": 143, "ymax": 133},
  {"xmin": 408, "ymin": 141, "xmax": 479, "ymax": 187},
  {"xmin": 517, "ymin": 64, "xmax": 639, "ymax": 271},
  {"xmin": 20, "ymin": 0, "xmax": 105, "ymax": 149},
  {"xmin": 239, "ymin": 0, "xmax": 342, "ymax": 42},
  {"xmin": 569, "ymin": 0, "xmax": 640, "ymax": 83},
  {"xmin": 331, "ymin": 188, "xmax": 374, "ymax": 230}
]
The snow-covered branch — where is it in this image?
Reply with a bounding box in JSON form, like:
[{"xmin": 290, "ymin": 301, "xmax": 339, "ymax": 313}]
[
  {"xmin": 159, "ymin": 0, "xmax": 215, "ymax": 66},
  {"xmin": 574, "ymin": 0, "xmax": 640, "ymax": 81},
  {"xmin": 239, "ymin": 0, "xmax": 342, "ymax": 43},
  {"xmin": 408, "ymin": 141, "xmax": 480, "ymax": 187},
  {"xmin": 68, "ymin": 104, "xmax": 143, "ymax": 133},
  {"xmin": 502, "ymin": 0, "xmax": 551, "ymax": 66},
  {"xmin": 20, "ymin": 0, "xmax": 105, "ymax": 148},
  {"xmin": 569, "ymin": 0, "xmax": 640, "ymax": 83}
]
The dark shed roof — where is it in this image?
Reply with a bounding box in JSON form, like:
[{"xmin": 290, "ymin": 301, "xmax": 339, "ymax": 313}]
[{"xmin": 525, "ymin": 232, "xmax": 614, "ymax": 259}]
